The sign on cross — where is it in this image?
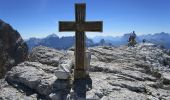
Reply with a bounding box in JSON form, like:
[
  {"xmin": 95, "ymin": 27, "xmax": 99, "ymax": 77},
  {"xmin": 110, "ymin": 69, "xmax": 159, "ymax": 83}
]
[{"xmin": 59, "ymin": 3, "xmax": 103, "ymax": 79}]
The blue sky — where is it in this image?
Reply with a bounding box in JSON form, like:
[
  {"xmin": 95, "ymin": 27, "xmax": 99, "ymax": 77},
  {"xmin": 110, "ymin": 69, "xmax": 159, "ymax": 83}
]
[{"xmin": 0, "ymin": 0, "xmax": 170, "ymax": 39}]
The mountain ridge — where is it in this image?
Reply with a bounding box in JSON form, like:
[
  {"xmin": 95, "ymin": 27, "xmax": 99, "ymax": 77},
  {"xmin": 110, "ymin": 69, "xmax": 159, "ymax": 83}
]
[{"xmin": 26, "ymin": 32, "xmax": 170, "ymax": 50}]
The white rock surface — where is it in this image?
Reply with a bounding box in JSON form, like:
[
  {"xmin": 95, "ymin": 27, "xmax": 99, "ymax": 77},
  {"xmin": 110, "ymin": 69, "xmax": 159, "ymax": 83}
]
[
  {"xmin": 0, "ymin": 79, "xmax": 37, "ymax": 100},
  {"xmin": 29, "ymin": 46, "xmax": 65, "ymax": 66},
  {"xmin": 55, "ymin": 55, "xmax": 73, "ymax": 79},
  {"xmin": 30, "ymin": 46, "xmax": 73, "ymax": 79},
  {"xmin": 6, "ymin": 61, "xmax": 58, "ymax": 95},
  {"xmin": 1, "ymin": 44, "xmax": 170, "ymax": 100},
  {"xmin": 86, "ymin": 43, "xmax": 170, "ymax": 100}
]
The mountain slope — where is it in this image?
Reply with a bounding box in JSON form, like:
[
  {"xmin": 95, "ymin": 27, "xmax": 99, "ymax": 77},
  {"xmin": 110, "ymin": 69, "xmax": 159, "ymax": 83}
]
[
  {"xmin": 0, "ymin": 19, "xmax": 28, "ymax": 78},
  {"xmin": 0, "ymin": 43, "xmax": 170, "ymax": 99},
  {"xmin": 87, "ymin": 43, "xmax": 170, "ymax": 99}
]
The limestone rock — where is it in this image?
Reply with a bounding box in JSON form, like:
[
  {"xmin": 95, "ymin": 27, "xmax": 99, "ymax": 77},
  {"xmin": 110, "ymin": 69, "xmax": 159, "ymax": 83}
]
[
  {"xmin": 29, "ymin": 46, "xmax": 65, "ymax": 66},
  {"xmin": 55, "ymin": 56, "xmax": 73, "ymax": 79},
  {"xmin": 162, "ymin": 72, "xmax": 170, "ymax": 85},
  {"xmin": 86, "ymin": 43, "xmax": 170, "ymax": 100},
  {"xmin": 0, "ymin": 79, "xmax": 37, "ymax": 100},
  {"xmin": 1, "ymin": 43, "xmax": 170, "ymax": 100},
  {"xmin": 0, "ymin": 19, "xmax": 28, "ymax": 78},
  {"xmin": 5, "ymin": 61, "xmax": 70, "ymax": 96},
  {"xmin": 29, "ymin": 46, "xmax": 73, "ymax": 79}
]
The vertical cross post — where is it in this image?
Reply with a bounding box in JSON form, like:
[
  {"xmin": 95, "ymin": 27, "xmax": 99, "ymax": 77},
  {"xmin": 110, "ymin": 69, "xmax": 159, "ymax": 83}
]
[
  {"xmin": 74, "ymin": 4, "xmax": 86, "ymax": 79},
  {"xmin": 59, "ymin": 3, "xmax": 103, "ymax": 99}
]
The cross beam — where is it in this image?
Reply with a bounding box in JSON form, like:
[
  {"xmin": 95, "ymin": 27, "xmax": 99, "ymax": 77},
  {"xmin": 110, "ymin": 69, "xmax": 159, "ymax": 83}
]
[
  {"xmin": 59, "ymin": 3, "xmax": 103, "ymax": 79},
  {"xmin": 59, "ymin": 22, "xmax": 102, "ymax": 32}
]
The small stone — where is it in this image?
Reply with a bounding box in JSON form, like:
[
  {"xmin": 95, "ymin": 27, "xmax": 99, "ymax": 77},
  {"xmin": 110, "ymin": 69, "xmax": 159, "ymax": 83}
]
[
  {"xmin": 49, "ymin": 92, "xmax": 61, "ymax": 100},
  {"xmin": 55, "ymin": 70, "xmax": 70, "ymax": 79}
]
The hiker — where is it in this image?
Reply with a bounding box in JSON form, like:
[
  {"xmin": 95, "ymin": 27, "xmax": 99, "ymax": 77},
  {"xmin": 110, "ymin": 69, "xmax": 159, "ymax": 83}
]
[
  {"xmin": 128, "ymin": 31, "xmax": 137, "ymax": 47},
  {"xmin": 142, "ymin": 39, "xmax": 146, "ymax": 43}
]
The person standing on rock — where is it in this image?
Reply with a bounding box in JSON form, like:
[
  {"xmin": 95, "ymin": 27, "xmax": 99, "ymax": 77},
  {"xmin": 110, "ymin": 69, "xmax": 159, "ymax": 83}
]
[
  {"xmin": 128, "ymin": 31, "xmax": 137, "ymax": 47},
  {"xmin": 142, "ymin": 39, "xmax": 146, "ymax": 43}
]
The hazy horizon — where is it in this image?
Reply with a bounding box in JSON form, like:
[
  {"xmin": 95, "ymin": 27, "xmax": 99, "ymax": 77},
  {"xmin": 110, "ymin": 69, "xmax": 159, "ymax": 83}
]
[{"xmin": 23, "ymin": 32, "xmax": 170, "ymax": 40}]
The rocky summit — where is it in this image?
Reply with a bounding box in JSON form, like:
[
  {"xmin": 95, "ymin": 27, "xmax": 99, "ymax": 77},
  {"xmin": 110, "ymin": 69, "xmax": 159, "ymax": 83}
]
[
  {"xmin": 0, "ymin": 43, "xmax": 170, "ymax": 100},
  {"xmin": 0, "ymin": 19, "xmax": 28, "ymax": 78},
  {"xmin": 87, "ymin": 43, "xmax": 170, "ymax": 100}
]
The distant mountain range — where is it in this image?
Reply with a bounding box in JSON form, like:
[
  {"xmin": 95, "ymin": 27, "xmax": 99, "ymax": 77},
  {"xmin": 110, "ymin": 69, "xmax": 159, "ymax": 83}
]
[
  {"xmin": 91, "ymin": 32, "xmax": 170, "ymax": 48},
  {"xmin": 26, "ymin": 34, "xmax": 96, "ymax": 50},
  {"xmin": 26, "ymin": 32, "xmax": 170, "ymax": 50}
]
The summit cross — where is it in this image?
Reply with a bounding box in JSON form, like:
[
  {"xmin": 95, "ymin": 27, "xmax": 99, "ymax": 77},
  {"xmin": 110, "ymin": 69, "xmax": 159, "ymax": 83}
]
[{"xmin": 59, "ymin": 3, "xmax": 103, "ymax": 79}]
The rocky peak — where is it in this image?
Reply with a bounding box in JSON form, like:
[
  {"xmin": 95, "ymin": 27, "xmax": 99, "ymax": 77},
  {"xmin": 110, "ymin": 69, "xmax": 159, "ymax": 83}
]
[
  {"xmin": 0, "ymin": 19, "xmax": 28, "ymax": 78},
  {"xmin": 0, "ymin": 43, "xmax": 170, "ymax": 99},
  {"xmin": 87, "ymin": 43, "xmax": 170, "ymax": 99}
]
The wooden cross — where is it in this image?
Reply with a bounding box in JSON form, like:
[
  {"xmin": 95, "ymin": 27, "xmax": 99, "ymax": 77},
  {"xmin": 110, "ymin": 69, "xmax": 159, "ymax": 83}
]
[{"xmin": 59, "ymin": 3, "xmax": 103, "ymax": 79}]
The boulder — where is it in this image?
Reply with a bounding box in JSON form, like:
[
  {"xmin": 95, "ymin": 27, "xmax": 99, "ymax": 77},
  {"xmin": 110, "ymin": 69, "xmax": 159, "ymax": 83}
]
[
  {"xmin": 0, "ymin": 19, "xmax": 28, "ymax": 78},
  {"xmin": 55, "ymin": 56, "xmax": 73, "ymax": 79},
  {"xmin": 29, "ymin": 46, "xmax": 65, "ymax": 66},
  {"xmin": 6, "ymin": 61, "xmax": 68, "ymax": 95},
  {"xmin": 29, "ymin": 46, "xmax": 73, "ymax": 79},
  {"xmin": 162, "ymin": 72, "xmax": 170, "ymax": 85},
  {"xmin": 0, "ymin": 79, "xmax": 37, "ymax": 100}
]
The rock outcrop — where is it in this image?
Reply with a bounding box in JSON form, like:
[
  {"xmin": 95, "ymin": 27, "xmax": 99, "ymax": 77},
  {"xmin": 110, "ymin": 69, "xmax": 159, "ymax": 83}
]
[
  {"xmin": 29, "ymin": 46, "xmax": 73, "ymax": 79},
  {"xmin": 0, "ymin": 79, "xmax": 37, "ymax": 100},
  {"xmin": 87, "ymin": 43, "xmax": 170, "ymax": 99},
  {"xmin": 4, "ymin": 46, "xmax": 73, "ymax": 99},
  {"xmin": 5, "ymin": 61, "xmax": 71, "ymax": 99},
  {"xmin": 0, "ymin": 43, "xmax": 170, "ymax": 100},
  {"xmin": 0, "ymin": 19, "xmax": 28, "ymax": 78}
]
